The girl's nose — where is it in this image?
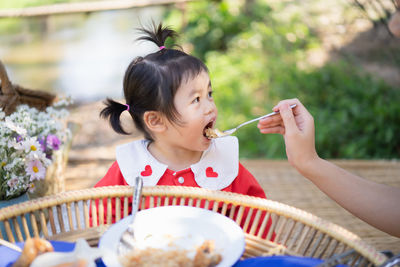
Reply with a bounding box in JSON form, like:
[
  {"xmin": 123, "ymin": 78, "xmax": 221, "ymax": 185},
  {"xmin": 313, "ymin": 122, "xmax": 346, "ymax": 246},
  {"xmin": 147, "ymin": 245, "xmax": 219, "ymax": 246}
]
[{"xmin": 204, "ymin": 99, "xmax": 216, "ymax": 115}]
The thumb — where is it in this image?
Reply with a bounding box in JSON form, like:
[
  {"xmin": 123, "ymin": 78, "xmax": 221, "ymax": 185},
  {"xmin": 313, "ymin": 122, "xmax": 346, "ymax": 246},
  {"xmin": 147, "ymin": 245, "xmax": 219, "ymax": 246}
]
[{"xmin": 280, "ymin": 104, "xmax": 298, "ymax": 134}]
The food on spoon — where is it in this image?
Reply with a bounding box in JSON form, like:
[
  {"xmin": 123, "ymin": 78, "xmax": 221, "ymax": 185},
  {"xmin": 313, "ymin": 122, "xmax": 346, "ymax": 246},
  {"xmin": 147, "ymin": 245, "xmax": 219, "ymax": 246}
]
[
  {"xmin": 120, "ymin": 240, "xmax": 222, "ymax": 267},
  {"xmin": 204, "ymin": 128, "xmax": 224, "ymax": 139}
]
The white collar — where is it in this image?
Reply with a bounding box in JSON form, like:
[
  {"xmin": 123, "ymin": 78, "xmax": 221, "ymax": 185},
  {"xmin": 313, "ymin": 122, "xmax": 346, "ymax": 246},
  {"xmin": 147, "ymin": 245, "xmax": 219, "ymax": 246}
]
[{"xmin": 116, "ymin": 137, "xmax": 239, "ymax": 190}]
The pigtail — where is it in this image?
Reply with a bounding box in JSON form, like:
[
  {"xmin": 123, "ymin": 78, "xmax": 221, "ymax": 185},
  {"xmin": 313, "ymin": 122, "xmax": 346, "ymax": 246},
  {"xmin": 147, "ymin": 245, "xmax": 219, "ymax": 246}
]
[
  {"xmin": 104, "ymin": 22, "xmax": 208, "ymax": 141},
  {"xmin": 100, "ymin": 98, "xmax": 130, "ymax": 135},
  {"xmin": 137, "ymin": 22, "xmax": 177, "ymax": 49}
]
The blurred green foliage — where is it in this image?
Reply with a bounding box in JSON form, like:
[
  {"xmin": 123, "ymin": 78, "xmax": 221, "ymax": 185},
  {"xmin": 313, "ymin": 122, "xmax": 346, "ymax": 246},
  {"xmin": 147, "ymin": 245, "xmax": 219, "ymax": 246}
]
[
  {"xmin": 271, "ymin": 62, "xmax": 400, "ymax": 159},
  {"xmin": 165, "ymin": 0, "xmax": 400, "ymax": 159}
]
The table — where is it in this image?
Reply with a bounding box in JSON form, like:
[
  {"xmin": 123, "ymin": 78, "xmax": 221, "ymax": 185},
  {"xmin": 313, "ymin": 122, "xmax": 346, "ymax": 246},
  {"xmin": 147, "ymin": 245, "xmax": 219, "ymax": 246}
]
[{"xmin": 0, "ymin": 186, "xmax": 388, "ymax": 266}]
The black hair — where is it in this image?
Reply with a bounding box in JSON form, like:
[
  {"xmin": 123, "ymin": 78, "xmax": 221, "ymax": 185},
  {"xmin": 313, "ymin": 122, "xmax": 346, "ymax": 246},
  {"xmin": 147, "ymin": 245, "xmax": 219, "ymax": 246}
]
[{"xmin": 100, "ymin": 23, "xmax": 208, "ymax": 141}]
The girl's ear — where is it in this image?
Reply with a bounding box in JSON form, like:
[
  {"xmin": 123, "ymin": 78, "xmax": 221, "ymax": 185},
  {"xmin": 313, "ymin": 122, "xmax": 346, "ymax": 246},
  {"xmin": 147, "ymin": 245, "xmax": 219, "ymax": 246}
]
[{"xmin": 143, "ymin": 111, "xmax": 167, "ymax": 133}]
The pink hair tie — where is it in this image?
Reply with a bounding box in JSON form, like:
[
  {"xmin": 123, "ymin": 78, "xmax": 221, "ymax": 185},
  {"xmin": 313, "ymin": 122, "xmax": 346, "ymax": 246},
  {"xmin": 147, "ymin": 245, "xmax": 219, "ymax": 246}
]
[
  {"xmin": 159, "ymin": 46, "xmax": 166, "ymax": 50},
  {"xmin": 124, "ymin": 104, "xmax": 130, "ymax": 111}
]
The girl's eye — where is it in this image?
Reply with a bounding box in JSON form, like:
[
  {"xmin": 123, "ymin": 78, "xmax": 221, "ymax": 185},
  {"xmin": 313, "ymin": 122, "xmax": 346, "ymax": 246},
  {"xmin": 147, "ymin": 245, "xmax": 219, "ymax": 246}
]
[
  {"xmin": 208, "ymin": 91, "xmax": 213, "ymax": 98},
  {"xmin": 193, "ymin": 97, "xmax": 200, "ymax": 103}
]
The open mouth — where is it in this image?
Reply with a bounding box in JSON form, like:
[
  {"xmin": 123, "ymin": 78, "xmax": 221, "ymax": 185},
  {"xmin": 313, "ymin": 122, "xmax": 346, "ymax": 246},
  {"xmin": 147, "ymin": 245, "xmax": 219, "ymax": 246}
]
[{"xmin": 203, "ymin": 121, "xmax": 214, "ymax": 138}]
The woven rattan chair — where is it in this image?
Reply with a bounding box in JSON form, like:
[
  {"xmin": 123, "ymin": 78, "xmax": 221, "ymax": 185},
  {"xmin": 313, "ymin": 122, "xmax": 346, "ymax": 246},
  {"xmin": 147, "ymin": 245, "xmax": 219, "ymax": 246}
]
[{"xmin": 0, "ymin": 186, "xmax": 388, "ymax": 266}]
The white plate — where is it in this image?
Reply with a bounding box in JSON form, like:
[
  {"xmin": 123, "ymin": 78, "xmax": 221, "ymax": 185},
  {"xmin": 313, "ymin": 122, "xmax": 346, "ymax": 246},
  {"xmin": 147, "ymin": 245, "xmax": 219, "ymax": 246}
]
[{"xmin": 99, "ymin": 206, "xmax": 245, "ymax": 267}]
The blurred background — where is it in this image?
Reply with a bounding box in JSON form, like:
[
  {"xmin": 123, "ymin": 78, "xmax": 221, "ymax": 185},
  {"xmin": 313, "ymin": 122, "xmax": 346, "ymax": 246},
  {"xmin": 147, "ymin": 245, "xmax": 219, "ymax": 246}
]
[
  {"xmin": 1, "ymin": 0, "xmax": 399, "ymax": 159},
  {"xmin": 2, "ymin": 0, "xmax": 400, "ymax": 254}
]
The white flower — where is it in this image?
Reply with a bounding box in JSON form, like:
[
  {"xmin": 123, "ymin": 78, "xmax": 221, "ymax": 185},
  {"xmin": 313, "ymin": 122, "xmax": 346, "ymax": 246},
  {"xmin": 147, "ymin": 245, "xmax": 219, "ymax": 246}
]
[
  {"xmin": 52, "ymin": 96, "xmax": 73, "ymax": 108},
  {"xmin": 7, "ymin": 176, "xmax": 19, "ymax": 188},
  {"xmin": 26, "ymin": 149, "xmax": 50, "ymax": 166},
  {"xmin": 4, "ymin": 117, "xmax": 27, "ymax": 136},
  {"xmin": 22, "ymin": 138, "xmax": 41, "ymax": 153},
  {"xmin": 4, "ymin": 158, "xmax": 23, "ymax": 171},
  {"xmin": 8, "ymin": 138, "xmax": 24, "ymax": 150},
  {"xmin": 28, "ymin": 183, "xmax": 36, "ymax": 193},
  {"xmin": 25, "ymin": 159, "xmax": 46, "ymax": 181},
  {"xmin": 0, "ymin": 137, "xmax": 8, "ymax": 147}
]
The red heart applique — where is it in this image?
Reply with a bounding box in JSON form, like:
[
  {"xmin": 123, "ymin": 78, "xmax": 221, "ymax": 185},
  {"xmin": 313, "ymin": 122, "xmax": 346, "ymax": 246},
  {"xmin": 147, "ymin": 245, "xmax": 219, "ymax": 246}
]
[
  {"xmin": 206, "ymin": 167, "xmax": 218, "ymax": 178},
  {"xmin": 141, "ymin": 165, "xmax": 152, "ymax": 176}
]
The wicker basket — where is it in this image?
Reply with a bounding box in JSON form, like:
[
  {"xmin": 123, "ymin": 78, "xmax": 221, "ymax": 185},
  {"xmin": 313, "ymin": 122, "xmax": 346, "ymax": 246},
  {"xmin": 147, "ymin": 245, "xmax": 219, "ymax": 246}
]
[
  {"xmin": 0, "ymin": 186, "xmax": 388, "ymax": 266},
  {"xmin": 0, "ymin": 60, "xmax": 55, "ymax": 115}
]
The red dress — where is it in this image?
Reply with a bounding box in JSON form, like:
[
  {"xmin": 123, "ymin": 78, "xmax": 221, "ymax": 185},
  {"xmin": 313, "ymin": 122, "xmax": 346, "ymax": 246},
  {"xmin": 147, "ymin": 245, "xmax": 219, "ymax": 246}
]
[
  {"xmin": 95, "ymin": 161, "xmax": 266, "ymax": 198},
  {"xmin": 94, "ymin": 137, "xmax": 274, "ymax": 239}
]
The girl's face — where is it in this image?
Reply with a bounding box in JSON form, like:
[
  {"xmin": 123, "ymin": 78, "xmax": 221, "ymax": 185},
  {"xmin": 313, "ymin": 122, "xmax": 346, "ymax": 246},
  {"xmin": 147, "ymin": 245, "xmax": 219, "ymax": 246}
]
[{"xmin": 165, "ymin": 70, "xmax": 217, "ymax": 152}]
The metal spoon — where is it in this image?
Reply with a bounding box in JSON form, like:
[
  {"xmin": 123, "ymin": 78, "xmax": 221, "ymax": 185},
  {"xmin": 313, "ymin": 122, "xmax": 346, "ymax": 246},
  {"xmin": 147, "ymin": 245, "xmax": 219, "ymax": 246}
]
[
  {"xmin": 207, "ymin": 104, "xmax": 297, "ymax": 138},
  {"xmin": 117, "ymin": 176, "xmax": 143, "ymax": 255}
]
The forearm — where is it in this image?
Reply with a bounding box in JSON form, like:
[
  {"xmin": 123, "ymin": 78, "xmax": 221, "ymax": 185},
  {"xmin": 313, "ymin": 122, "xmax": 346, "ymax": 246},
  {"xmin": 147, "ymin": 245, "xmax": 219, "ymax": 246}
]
[{"xmin": 298, "ymin": 158, "xmax": 400, "ymax": 237}]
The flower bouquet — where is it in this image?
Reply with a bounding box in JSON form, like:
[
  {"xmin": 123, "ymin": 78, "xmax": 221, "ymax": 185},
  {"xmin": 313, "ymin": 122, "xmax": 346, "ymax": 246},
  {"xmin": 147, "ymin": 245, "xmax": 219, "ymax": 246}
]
[{"xmin": 0, "ymin": 99, "xmax": 72, "ymax": 201}]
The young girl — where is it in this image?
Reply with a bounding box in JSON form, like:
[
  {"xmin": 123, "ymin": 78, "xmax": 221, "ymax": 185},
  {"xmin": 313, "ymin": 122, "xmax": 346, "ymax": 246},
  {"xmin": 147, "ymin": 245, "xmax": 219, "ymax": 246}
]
[{"xmin": 95, "ymin": 23, "xmax": 273, "ymax": 238}]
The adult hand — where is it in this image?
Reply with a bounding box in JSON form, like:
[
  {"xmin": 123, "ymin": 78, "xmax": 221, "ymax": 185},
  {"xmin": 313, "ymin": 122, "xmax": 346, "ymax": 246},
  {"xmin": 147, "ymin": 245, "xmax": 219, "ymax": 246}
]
[
  {"xmin": 257, "ymin": 98, "xmax": 318, "ymax": 172},
  {"xmin": 259, "ymin": 99, "xmax": 400, "ymax": 238}
]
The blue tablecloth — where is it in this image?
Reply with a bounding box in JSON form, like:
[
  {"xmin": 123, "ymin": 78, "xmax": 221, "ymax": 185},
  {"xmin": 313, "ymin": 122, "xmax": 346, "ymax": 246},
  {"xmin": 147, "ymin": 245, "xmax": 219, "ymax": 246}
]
[{"xmin": 233, "ymin": 255, "xmax": 348, "ymax": 267}]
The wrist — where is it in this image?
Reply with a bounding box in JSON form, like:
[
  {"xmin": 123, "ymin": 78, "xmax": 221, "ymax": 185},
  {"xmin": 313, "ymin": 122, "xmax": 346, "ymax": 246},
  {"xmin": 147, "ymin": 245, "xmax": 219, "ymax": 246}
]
[{"xmin": 295, "ymin": 154, "xmax": 322, "ymax": 179}]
